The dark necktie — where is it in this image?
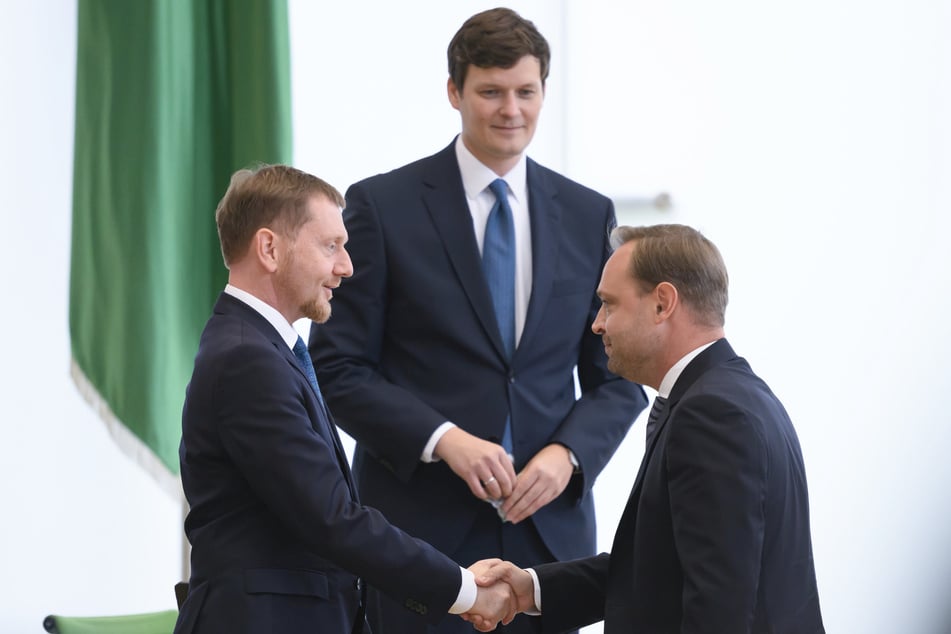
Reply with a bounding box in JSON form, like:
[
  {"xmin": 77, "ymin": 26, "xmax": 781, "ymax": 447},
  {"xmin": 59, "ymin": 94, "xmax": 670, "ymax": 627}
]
[
  {"xmin": 292, "ymin": 335, "xmax": 326, "ymax": 409},
  {"xmin": 483, "ymin": 178, "xmax": 516, "ymax": 454},
  {"xmin": 645, "ymin": 396, "xmax": 668, "ymax": 448}
]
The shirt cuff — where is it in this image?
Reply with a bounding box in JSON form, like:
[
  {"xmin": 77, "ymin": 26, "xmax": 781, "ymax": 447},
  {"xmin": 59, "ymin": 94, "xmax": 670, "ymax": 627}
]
[
  {"xmin": 421, "ymin": 422, "xmax": 456, "ymax": 463},
  {"xmin": 567, "ymin": 448, "xmax": 580, "ymax": 472},
  {"xmin": 526, "ymin": 568, "xmax": 542, "ymax": 615},
  {"xmin": 448, "ymin": 567, "xmax": 477, "ymax": 614}
]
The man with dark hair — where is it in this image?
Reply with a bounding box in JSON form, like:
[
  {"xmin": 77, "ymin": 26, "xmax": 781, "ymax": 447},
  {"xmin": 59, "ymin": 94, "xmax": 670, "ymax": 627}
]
[
  {"xmin": 471, "ymin": 225, "xmax": 825, "ymax": 633},
  {"xmin": 309, "ymin": 8, "xmax": 647, "ymax": 634},
  {"xmin": 175, "ymin": 165, "xmax": 514, "ymax": 634}
]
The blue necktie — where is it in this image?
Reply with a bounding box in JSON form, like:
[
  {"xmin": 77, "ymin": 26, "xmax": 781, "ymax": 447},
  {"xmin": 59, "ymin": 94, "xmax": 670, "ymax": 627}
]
[
  {"xmin": 483, "ymin": 178, "xmax": 516, "ymax": 453},
  {"xmin": 293, "ymin": 336, "xmax": 357, "ymax": 495},
  {"xmin": 483, "ymin": 178, "xmax": 516, "ymax": 358},
  {"xmin": 292, "ymin": 336, "xmax": 326, "ymax": 409}
]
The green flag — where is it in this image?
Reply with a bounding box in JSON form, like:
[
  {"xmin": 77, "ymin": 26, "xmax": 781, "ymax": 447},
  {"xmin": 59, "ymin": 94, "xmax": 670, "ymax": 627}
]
[{"xmin": 69, "ymin": 0, "xmax": 292, "ymax": 495}]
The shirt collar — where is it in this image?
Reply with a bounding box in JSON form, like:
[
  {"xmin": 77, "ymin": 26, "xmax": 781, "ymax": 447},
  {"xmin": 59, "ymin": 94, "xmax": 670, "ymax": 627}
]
[
  {"xmin": 454, "ymin": 135, "xmax": 528, "ymax": 204},
  {"xmin": 657, "ymin": 340, "xmax": 719, "ymax": 398},
  {"xmin": 224, "ymin": 284, "xmax": 299, "ymax": 350}
]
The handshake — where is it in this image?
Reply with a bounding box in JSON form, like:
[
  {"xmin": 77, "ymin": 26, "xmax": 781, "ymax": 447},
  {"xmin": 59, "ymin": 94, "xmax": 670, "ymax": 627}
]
[{"xmin": 459, "ymin": 558, "xmax": 537, "ymax": 632}]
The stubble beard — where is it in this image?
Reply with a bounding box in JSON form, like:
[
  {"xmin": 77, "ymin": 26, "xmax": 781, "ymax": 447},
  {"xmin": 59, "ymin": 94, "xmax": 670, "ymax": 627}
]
[
  {"xmin": 301, "ymin": 298, "xmax": 331, "ymax": 324},
  {"xmin": 607, "ymin": 347, "xmax": 649, "ymax": 385}
]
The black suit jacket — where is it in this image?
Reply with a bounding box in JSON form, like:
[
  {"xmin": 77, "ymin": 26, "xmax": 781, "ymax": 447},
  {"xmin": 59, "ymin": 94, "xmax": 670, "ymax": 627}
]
[
  {"xmin": 174, "ymin": 293, "xmax": 462, "ymax": 634},
  {"xmin": 310, "ymin": 140, "xmax": 647, "ymax": 561},
  {"xmin": 535, "ymin": 339, "xmax": 824, "ymax": 633}
]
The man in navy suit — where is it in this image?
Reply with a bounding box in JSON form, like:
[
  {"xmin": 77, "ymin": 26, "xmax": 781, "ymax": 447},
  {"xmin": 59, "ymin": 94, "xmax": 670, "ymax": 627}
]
[
  {"xmin": 174, "ymin": 165, "xmax": 515, "ymax": 634},
  {"xmin": 309, "ymin": 8, "xmax": 647, "ymax": 634},
  {"xmin": 470, "ymin": 224, "xmax": 825, "ymax": 633}
]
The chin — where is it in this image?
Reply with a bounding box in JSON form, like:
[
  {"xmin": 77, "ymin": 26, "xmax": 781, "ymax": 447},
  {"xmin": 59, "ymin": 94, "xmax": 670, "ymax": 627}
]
[{"xmin": 303, "ymin": 300, "xmax": 331, "ymax": 324}]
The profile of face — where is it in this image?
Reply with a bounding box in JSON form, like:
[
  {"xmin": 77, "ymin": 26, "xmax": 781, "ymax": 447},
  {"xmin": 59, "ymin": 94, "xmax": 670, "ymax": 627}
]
[
  {"xmin": 592, "ymin": 241, "xmax": 660, "ymax": 385},
  {"xmin": 276, "ymin": 195, "xmax": 353, "ymax": 324},
  {"xmin": 448, "ymin": 55, "xmax": 544, "ymax": 174}
]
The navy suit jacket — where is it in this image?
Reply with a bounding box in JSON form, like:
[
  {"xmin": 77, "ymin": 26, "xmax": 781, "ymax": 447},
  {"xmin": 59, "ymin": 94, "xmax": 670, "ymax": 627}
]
[
  {"xmin": 310, "ymin": 140, "xmax": 647, "ymax": 561},
  {"xmin": 535, "ymin": 339, "xmax": 824, "ymax": 633},
  {"xmin": 174, "ymin": 293, "xmax": 462, "ymax": 634}
]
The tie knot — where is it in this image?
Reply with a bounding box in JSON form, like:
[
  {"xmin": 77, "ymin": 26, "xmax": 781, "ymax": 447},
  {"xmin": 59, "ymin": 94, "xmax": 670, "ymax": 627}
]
[
  {"xmin": 293, "ymin": 336, "xmax": 308, "ymax": 359},
  {"xmin": 488, "ymin": 178, "xmax": 508, "ymax": 201},
  {"xmin": 647, "ymin": 396, "xmax": 668, "ymax": 424}
]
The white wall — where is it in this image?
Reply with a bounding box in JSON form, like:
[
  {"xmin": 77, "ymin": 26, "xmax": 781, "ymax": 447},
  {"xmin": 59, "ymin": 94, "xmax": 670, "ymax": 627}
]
[
  {"xmin": 3, "ymin": 1, "xmax": 950, "ymax": 633},
  {"xmin": 0, "ymin": 3, "xmax": 183, "ymax": 632}
]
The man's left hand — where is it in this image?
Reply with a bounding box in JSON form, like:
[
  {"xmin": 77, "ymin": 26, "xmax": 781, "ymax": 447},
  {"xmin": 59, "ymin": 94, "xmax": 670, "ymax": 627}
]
[{"xmin": 500, "ymin": 444, "xmax": 574, "ymax": 524}]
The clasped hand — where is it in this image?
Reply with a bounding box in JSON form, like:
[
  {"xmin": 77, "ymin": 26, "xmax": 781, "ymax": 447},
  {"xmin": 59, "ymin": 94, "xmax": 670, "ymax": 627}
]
[
  {"xmin": 460, "ymin": 559, "xmax": 536, "ymax": 632},
  {"xmin": 435, "ymin": 428, "xmax": 574, "ymax": 523}
]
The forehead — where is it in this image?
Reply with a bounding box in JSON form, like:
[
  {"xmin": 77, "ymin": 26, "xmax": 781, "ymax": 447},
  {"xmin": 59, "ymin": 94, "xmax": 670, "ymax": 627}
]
[
  {"xmin": 599, "ymin": 243, "xmax": 636, "ymax": 294},
  {"xmin": 304, "ymin": 195, "xmax": 345, "ymax": 235},
  {"xmin": 465, "ymin": 55, "xmax": 542, "ymax": 87}
]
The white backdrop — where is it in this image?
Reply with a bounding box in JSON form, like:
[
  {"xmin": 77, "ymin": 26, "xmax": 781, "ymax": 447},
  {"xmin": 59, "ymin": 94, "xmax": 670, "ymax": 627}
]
[{"xmin": 2, "ymin": 1, "xmax": 950, "ymax": 633}]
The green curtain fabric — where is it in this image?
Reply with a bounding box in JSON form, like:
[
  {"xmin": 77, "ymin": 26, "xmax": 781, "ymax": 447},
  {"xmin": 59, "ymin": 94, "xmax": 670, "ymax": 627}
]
[{"xmin": 69, "ymin": 0, "xmax": 292, "ymax": 487}]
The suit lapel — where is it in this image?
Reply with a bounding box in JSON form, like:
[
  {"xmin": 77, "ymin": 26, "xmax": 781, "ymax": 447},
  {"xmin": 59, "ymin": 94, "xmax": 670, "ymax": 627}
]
[
  {"xmin": 612, "ymin": 339, "xmax": 740, "ymax": 571},
  {"xmin": 623, "ymin": 400, "xmax": 671, "ymax": 513},
  {"xmin": 280, "ymin": 344, "xmax": 357, "ymax": 494},
  {"xmin": 516, "ymin": 160, "xmax": 560, "ymax": 358},
  {"xmin": 215, "ymin": 294, "xmax": 358, "ymax": 495},
  {"xmin": 422, "ymin": 143, "xmax": 509, "ymax": 359},
  {"xmin": 622, "ymin": 339, "xmax": 737, "ymax": 513}
]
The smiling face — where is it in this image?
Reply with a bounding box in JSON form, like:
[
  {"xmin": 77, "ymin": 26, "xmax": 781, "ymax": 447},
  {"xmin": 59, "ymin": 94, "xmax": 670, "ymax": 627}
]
[
  {"xmin": 276, "ymin": 194, "xmax": 353, "ymax": 324},
  {"xmin": 448, "ymin": 55, "xmax": 544, "ymax": 175},
  {"xmin": 592, "ymin": 241, "xmax": 662, "ymax": 386}
]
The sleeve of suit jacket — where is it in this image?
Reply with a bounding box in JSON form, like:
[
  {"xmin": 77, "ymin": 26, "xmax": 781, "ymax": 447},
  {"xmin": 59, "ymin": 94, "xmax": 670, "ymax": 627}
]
[
  {"xmin": 310, "ymin": 180, "xmax": 450, "ymax": 482},
  {"xmin": 544, "ymin": 190, "xmax": 649, "ymax": 491},
  {"xmin": 534, "ymin": 554, "xmax": 610, "ymax": 633}
]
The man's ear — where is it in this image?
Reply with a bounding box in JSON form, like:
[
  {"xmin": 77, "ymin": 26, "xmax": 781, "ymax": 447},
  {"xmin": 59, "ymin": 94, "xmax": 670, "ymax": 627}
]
[
  {"xmin": 654, "ymin": 282, "xmax": 678, "ymax": 321},
  {"xmin": 252, "ymin": 227, "xmax": 279, "ymax": 273},
  {"xmin": 447, "ymin": 77, "xmax": 462, "ymax": 111}
]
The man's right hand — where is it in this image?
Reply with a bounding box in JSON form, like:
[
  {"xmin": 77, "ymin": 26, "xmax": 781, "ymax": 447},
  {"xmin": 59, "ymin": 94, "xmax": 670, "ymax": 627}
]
[
  {"xmin": 434, "ymin": 427, "xmax": 516, "ymax": 501},
  {"xmin": 473, "ymin": 559, "xmax": 536, "ymax": 614},
  {"xmin": 462, "ymin": 578, "xmax": 517, "ymax": 632},
  {"xmin": 463, "ymin": 559, "xmax": 537, "ymax": 631}
]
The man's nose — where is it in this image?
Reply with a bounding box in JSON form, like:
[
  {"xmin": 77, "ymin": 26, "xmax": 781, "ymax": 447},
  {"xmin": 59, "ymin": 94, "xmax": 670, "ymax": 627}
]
[
  {"xmin": 499, "ymin": 92, "xmax": 519, "ymax": 117},
  {"xmin": 592, "ymin": 306, "xmax": 605, "ymax": 334},
  {"xmin": 337, "ymin": 248, "xmax": 354, "ymax": 278}
]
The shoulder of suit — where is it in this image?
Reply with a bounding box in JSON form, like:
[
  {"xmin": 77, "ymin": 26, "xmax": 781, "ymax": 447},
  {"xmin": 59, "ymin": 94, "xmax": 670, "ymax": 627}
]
[
  {"xmin": 527, "ymin": 158, "xmax": 611, "ymax": 204},
  {"xmin": 349, "ymin": 143, "xmax": 455, "ymax": 192}
]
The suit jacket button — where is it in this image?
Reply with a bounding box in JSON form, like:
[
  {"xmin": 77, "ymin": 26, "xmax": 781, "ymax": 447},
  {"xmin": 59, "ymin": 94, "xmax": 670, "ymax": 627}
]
[{"xmin": 354, "ymin": 577, "xmax": 363, "ymax": 591}]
